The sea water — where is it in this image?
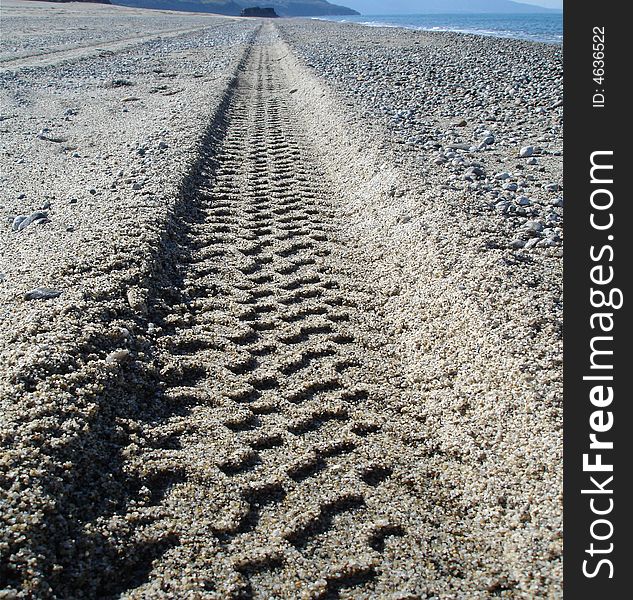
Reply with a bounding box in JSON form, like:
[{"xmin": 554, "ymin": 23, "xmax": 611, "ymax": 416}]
[{"xmin": 315, "ymin": 13, "xmax": 563, "ymax": 44}]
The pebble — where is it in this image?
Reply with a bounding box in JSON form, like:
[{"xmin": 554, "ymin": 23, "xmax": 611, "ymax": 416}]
[
  {"xmin": 24, "ymin": 288, "xmax": 63, "ymax": 301},
  {"xmin": 519, "ymin": 146, "xmax": 534, "ymax": 157},
  {"xmin": 522, "ymin": 220, "xmax": 544, "ymax": 235},
  {"xmin": 37, "ymin": 130, "xmax": 68, "ymax": 143},
  {"xmin": 106, "ymin": 349, "xmax": 131, "ymax": 364},
  {"xmin": 524, "ymin": 238, "xmax": 540, "ymax": 249},
  {"xmin": 12, "ymin": 211, "xmax": 49, "ymax": 231},
  {"xmin": 465, "ymin": 166, "xmax": 485, "ymax": 178},
  {"xmin": 446, "ymin": 143, "xmax": 470, "ymax": 151}
]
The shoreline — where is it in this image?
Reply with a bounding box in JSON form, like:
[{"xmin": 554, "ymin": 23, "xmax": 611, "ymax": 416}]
[{"xmin": 309, "ymin": 13, "xmax": 563, "ymax": 45}]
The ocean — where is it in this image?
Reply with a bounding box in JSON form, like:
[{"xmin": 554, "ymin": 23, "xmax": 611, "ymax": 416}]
[{"xmin": 314, "ymin": 13, "xmax": 563, "ymax": 44}]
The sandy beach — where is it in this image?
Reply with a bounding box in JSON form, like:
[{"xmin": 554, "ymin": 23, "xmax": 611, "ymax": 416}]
[{"xmin": 1, "ymin": 2, "xmax": 562, "ymax": 597}]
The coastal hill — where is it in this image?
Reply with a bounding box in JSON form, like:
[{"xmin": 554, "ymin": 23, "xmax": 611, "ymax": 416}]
[{"xmin": 111, "ymin": 0, "xmax": 360, "ymax": 16}]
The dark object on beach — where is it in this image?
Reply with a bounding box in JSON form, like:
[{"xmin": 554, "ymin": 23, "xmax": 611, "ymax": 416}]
[{"xmin": 241, "ymin": 6, "xmax": 278, "ymax": 17}]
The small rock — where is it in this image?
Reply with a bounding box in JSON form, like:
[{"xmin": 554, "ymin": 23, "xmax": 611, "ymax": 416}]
[
  {"xmin": 127, "ymin": 287, "xmax": 148, "ymax": 315},
  {"xmin": 12, "ymin": 215, "xmax": 28, "ymax": 231},
  {"xmin": 37, "ymin": 130, "xmax": 67, "ymax": 143},
  {"xmin": 13, "ymin": 211, "xmax": 48, "ymax": 231},
  {"xmin": 519, "ymin": 146, "xmax": 534, "ymax": 158},
  {"xmin": 465, "ymin": 166, "xmax": 485, "ymax": 178},
  {"xmin": 24, "ymin": 288, "xmax": 63, "ymax": 301},
  {"xmin": 516, "ymin": 196, "xmax": 531, "ymax": 206},
  {"xmin": 108, "ymin": 79, "xmax": 133, "ymax": 88},
  {"xmin": 446, "ymin": 143, "xmax": 470, "ymax": 151},
  {"xmin": 106, "ymin": 349, "xmax": 130, "ymax": 364},
  {"xmin": 522, "ymin": 220, "xmax": 544, "ymax": 235}
]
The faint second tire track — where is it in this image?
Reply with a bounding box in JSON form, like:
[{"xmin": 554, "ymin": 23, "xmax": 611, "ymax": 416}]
[{"xmin": 0, "ymin": 26, "xmax": 214, "ymax": 72}]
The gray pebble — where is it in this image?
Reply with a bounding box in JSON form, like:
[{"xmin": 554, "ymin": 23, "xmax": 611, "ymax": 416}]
[
  {"xmin": 522, "ymin": 220, "xmax": 544, "ymax": 235},
  {"xmin": 13, "ymin": 211, "xmax": 49, "ymax": 231},
  {"xmin": 519, "ymin": 146, "xmax": 534, "ymax": 157},
  {"xmin": 24, "ymin": 288, "xmax": 63, "ymax": 301}
]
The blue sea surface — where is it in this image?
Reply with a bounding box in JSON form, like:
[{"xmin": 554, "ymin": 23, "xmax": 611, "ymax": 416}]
[{"xmin": 314, "ymin": 13, "xmax": 563, "ymax": 44}]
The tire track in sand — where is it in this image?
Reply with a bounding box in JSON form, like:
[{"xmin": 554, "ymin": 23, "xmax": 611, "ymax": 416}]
[{"xmin": 22, "ymin": 26, "xmax": 469, "ymax": 600}]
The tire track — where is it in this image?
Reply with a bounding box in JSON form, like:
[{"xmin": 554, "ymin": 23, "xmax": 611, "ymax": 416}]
[
  {"xmin": 82, "ymin": 26, "xmax": 467, "ymax": 599},
  {"xmin": 0, "ymin": 26, "xmax": 211, "ymax": 72}
]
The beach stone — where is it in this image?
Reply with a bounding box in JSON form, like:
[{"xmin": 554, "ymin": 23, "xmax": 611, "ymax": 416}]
[
  {"xmin": 465, "ymin": 166, "xmax": 485, "ymax": 178},
  {"xmin": 520, "ymin": 146, "xmax": 534, "ymax": 157},
  {"xmin": 522, "ymin": 220, "xmax": 544, "ymax": 235},
  {"xmin": 524, "ymin": 238, "xmax": 539, "ymax": 249},
  {"xmin": 106, "ymin": 349, "xmax": 131, "ymax": 364},
  {"xmin": 12, "ymin": 216, "xmax": 28, "ymax": 231},
  {"xmin": 24, "ymin": 288, "xmax": 63, "ymax": 301},
  {"xmin": 447, "ymin": 143, "xmax": 470, "ymax": 151},
  {"xmin": 13, "ymin": 211, "xmax": 49, "ymax": 231}
]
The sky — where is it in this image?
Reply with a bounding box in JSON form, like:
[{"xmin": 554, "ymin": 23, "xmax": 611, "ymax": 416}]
[{"xmin": 341, "ymin": 1, "xmax": 563, "ymax": 13}]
